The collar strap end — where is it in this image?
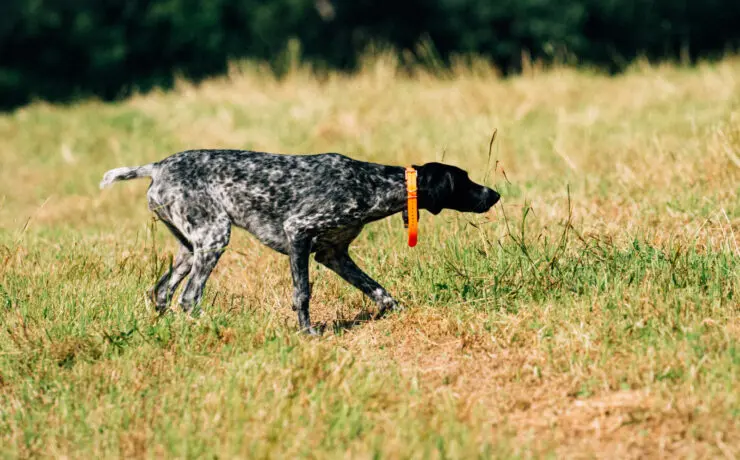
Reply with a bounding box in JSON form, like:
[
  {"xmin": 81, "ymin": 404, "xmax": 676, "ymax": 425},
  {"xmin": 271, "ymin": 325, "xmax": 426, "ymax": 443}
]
[{"xmin": 405, "ymin": 166, "xmax": 418, "ymax": 247}]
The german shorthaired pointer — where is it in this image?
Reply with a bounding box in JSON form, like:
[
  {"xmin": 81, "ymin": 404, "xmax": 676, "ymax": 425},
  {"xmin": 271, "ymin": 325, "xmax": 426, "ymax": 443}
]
[{"xmin": 100, "ymin": 150, "xmax": 500, "ymax": 334}]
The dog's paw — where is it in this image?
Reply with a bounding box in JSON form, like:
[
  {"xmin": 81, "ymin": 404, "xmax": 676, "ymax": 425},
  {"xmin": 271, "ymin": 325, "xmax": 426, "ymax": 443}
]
[
  {"xmin": 300, "ymin": 325, "xmax": 323, "ymax": 337},
  {"xmin": 145, "ymin": 289, "xmax": 170, "ymax": 315},
  {"xmin": 376, "ymin": 300, "xmax": 405, "ymax": 319}
]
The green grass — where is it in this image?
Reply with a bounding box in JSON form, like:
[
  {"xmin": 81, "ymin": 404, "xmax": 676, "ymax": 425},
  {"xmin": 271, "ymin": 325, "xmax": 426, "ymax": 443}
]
[{"xmin": 1, "ymin": 55, "xmax": 739, "ymax": 458}]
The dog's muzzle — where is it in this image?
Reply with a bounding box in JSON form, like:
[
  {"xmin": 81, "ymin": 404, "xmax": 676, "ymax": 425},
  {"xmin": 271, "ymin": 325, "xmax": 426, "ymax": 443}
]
[{"xmin": 474, "ymin": 188, "xmax": 500, "ymax": 213}]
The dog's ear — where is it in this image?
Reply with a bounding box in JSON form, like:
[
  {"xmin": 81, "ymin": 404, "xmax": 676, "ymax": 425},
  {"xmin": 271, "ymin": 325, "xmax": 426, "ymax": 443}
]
[
  {"xmin": 416, "ymin": 163, "xmax": 454, "ymax": 215},
  {"xmin": 425, "ymin": 172, "xmax": 453, "ymax": 215}
]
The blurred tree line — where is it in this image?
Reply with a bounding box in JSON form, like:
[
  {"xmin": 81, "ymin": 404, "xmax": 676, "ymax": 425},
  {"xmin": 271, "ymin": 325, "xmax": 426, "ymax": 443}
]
[{"xmin": 1, "ymin": 0, "xmax": 739, "ymax": 109}]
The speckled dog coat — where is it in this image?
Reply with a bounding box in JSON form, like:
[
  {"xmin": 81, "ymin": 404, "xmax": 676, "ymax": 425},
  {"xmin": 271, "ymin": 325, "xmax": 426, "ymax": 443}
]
[{"xmin": 100, "ymin": 150, "xmax": 500, "ymax": 334}]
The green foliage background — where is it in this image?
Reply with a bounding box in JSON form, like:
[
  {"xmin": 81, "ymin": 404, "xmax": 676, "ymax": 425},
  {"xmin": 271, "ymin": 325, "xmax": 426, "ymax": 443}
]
[{"xmin": 2, "ymin": 0, "xmax": 739, "ymax": 109}]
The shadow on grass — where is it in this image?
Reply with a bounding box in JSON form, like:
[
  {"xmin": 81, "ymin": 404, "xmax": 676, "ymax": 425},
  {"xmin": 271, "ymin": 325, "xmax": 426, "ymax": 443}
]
[{"xmin": 322, "ymin": 308, "xmax": 397, "ymax": 334}]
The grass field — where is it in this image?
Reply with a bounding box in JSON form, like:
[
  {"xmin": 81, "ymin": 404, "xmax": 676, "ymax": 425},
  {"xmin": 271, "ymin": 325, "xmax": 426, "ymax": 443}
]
[{"xmin": 1, "ymin": 54, "xmax": 739, "ymax": 458}]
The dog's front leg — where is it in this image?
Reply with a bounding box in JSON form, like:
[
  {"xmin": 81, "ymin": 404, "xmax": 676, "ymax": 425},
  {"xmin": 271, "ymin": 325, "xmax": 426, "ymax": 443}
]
[
  {"xmin": 287, "ymin": 234, "xmax": 319, "ymax": 335},
  {"xmin": 315, "ymin": 247, "xmax": 402, "ymax": 318}
]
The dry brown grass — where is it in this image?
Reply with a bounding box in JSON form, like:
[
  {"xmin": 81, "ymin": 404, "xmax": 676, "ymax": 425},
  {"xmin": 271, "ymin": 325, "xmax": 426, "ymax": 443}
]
[{"xmin": 1, "ymin": 54, "xmax": 739, "ymax": 458}]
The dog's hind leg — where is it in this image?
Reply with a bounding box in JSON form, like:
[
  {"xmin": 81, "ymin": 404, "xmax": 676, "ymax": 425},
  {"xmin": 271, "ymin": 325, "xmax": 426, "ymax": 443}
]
[
  {"xmin": 148, "ymin": 220, "xmax": 194, "ymax": 313},
  {"xmin": 177, "ymin": 215, "xmax": 231, "ymax": 314},
  {"xmin": 149, "ymin": 243, "xmax": 193, "ymax": 313},
  {"xmin": 315, "ymin": 246, "xmax": 401, "ymax": 317}
]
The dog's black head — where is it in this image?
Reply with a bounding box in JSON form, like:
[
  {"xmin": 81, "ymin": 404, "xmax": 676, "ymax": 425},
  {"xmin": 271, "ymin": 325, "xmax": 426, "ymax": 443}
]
[{"xmin": 414, "ymin": 162, "xmax": 500, "ymax": 215}]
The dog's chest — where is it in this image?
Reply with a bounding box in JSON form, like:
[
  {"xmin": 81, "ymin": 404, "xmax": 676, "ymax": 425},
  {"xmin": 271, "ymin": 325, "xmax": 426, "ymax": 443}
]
[{"xmin": 230, "ymin": 211, "xmax": 290, "ymax": 254}]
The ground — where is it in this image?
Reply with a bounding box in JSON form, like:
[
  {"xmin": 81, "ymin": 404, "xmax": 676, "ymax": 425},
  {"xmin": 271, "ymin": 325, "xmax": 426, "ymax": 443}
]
[{"xmin": 0, "ymin": 54, "xmax": 739, "ymax": 458}]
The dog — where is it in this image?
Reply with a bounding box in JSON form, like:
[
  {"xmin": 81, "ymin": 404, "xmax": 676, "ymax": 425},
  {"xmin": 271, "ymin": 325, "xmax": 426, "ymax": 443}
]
[{"xmin": 100, "ymin": 150, "xmax": 500, "ymax": 334}]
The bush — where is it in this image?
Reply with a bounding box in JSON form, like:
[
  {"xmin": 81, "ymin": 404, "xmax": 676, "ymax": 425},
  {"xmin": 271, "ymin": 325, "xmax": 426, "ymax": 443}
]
[{"xmin": 1, "ymin": 0, "xmax": 739, "ymax": 109}]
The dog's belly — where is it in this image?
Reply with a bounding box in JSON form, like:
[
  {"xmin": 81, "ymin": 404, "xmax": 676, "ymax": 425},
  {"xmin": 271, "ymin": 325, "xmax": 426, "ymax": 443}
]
[
  {"xmin": 231, "ymin": 213, "xmax": 290, "ymax": 254},
  {"xmin": 310, "ymin": 226, "xmax": 363, "ymax": 253},
  {"xmin": 232, "ymin": 212, "xmax": 362, "ymax": 255}
]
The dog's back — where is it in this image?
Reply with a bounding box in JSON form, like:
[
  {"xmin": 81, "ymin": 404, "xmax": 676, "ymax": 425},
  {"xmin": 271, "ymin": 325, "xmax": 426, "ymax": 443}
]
[{"xmin": 150, "ymin": 149, "xmax": 405, "ymax": 223}]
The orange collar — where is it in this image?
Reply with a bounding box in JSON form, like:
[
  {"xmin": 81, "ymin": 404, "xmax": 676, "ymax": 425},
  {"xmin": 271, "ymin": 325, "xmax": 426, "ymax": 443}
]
[{"xmin": 405, "ymin": 166, "xmax": 418, "ymax": 247}]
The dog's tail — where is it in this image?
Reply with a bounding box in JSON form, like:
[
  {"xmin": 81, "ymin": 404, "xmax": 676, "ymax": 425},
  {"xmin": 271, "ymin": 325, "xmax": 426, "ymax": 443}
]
[{"xmin": 99, "ymin": 163, "xmax": 156, "ymax": 189}]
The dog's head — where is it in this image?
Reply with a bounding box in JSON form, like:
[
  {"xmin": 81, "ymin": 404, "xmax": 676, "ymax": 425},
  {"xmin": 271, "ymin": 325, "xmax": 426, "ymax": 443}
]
[{"xmin": 414, "ymin": 162, "xmax": 500, "ymax": 215}]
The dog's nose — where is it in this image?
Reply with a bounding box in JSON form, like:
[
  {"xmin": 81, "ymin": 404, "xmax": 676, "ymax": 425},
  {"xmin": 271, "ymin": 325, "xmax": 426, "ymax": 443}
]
[
  {"xmin": 486, "ymin": 188, "xmax": 500, "ymax": 208},
  {"xmin": 474, "ymin": 188, "xmax": 500, "ymax": 213}
]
